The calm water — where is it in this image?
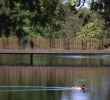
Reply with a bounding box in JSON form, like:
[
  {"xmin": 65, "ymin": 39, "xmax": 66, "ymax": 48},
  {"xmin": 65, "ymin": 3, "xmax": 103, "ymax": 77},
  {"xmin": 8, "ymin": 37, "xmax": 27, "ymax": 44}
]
[
  {"xmin": 0, "ymin": 67, "xmax": 110, "ymax": 100},
  {"xmin": 0, "ymin": 54, "xmax": 110, "ymax": 100},
  {"xmin": 0, "ymin": 54, "xmax": 110, "ymax": 66}
]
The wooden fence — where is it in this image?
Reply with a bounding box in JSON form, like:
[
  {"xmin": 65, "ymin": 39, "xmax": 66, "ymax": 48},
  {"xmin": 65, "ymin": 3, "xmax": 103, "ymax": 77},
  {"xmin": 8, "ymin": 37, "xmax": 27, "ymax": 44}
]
[{"xmin": 0, "ymin": 38, "xmax": 110, "ymax": 50}]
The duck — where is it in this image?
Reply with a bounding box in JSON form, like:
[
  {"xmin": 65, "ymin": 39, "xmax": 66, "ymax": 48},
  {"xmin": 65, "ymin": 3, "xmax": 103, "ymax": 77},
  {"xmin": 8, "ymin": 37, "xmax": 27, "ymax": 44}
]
[
  {"xmin": 72, "ymin": 86, "xmax": 82, "ymax": 90},
  {"xmin": 72, "ymin": 84, "xmax": 86, "ymax": 92}
]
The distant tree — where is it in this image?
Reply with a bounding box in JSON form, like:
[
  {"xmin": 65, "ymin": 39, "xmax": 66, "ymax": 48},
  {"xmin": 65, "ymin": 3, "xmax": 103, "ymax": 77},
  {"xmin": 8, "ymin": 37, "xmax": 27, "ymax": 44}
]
[
  {"xmin": 45, "ymin": 6, "xmax": 92, "ymax": 38},
  {"xmin": 76, "ymin": 22, "xmax": 103, "ymax": 39},
  {"xmin": 91, "ymin": 0, "xmax": 110, "ymax": 25},
  {"xmin": 89, "ymin": 0, "xmax": 110, "ymax": 38}
]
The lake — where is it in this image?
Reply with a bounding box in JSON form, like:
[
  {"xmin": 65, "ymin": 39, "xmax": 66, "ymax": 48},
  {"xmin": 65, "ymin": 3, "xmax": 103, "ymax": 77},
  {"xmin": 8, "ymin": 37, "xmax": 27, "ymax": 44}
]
[
  {"xmin": 0, "ymin": 54, "xmax": 110, "ymax": 100},
  {"xmin": 0, "ymin": 67, "xmax": 110, "ymax": 100},
  {"xmin": 0, "ymin": 54, "xmax": 110, "ymax": 66}
]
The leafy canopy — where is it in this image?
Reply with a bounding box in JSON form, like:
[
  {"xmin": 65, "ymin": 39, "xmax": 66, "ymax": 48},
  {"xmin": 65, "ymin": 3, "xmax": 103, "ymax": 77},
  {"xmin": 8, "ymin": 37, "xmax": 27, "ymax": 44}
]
[{"xmin": 76, "ymin": 22, "xmax": 103, "ymax": 39}]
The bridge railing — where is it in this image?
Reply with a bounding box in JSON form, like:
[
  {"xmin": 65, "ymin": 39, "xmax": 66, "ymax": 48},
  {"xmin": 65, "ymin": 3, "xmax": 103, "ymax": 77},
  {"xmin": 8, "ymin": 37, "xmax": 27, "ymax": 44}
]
[{"xmin": 0, "ymin": 37, "xmax": 109, "ymax": 50}]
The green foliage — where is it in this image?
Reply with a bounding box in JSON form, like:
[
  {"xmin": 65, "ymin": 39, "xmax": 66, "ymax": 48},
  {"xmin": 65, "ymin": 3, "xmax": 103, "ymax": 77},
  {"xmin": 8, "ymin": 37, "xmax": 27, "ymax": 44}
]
[
  {"xmin": 76, "ymin": 22, "xmax": 103, "ymax": 39},
  {"xmin": 68, "ymin": 0, "xmax": 76, "ymax": 3},
  {"xmin": 91, "ymin": 0, "xmax": 110, "ymax": 25},
  {"xmin": 0, "ymin": 0, "xmax": 61, "ymax": 38},
  {"xmin": 0, "ymin": 0, "xmax": 109, "ymax": 38},
  {"xmin": 90, "ymin": 0, "xmax": 110, "ymax": 38}
]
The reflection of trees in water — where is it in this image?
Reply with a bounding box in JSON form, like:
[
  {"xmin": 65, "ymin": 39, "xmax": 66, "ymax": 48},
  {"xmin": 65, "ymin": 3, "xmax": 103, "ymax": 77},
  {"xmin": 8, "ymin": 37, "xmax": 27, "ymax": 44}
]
[
  {"xmin": 91, "ymin": 75, "xmax": 110, "ymax": 100},
  {"xmin": 105, "ymin": 80, "xmax": 110, "ymax": 100},
  {"xmin": 48, "ymin": 54, "xmax": 54, "ymax": 66},
  {"xmin": 0, "ymin": 67, "xmax": 110, "ymax": 100},
  {"xmin": 106, "ymin": 85, "xmax": 110, "ymax": 100}
]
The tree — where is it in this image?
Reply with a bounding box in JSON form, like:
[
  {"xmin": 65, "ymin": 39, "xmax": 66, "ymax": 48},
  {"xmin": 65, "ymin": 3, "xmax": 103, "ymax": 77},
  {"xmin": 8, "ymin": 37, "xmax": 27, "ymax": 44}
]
[
  {"xmin": 0, "ymin": 0, "xmax": 61, "ymax": 37},
  {"xmin": 44, "ymin": 6, "xmax": 92, "ymax": 38},
  {"xmin": 76, "ymin": 22, "xmax": 103, "ymax": 39},
  {"xmin": 89, "ymin": 0, "xmax": 110, "ymax": 38},
  {"xmin": 0, "ymin": 0, "xmax": 108, "ymax": 38},
  {"xmin": 90, "ymin": 0, "xmax": 110, "ymax": 25}
]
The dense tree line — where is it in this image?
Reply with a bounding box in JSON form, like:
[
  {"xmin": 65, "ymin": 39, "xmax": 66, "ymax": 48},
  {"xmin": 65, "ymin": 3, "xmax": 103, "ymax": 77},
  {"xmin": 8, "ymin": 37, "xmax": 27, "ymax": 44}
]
[
  {"xmin": 0, "ymin": 0, "xmax": 109, "ymax": 38},
  {"xmin": 90, "ymin": 0, "xmax": 110, "ymax": 38},
  {"xmin": 0, "ymin": 0, "xmax": 62, "ymax": 37}
]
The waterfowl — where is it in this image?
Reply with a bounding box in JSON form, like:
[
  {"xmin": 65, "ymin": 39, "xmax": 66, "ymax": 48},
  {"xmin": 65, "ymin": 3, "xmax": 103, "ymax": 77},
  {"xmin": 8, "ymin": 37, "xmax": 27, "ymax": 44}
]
[
  {"xmin": 72, "ymin": 86, "xmax": 82, "ymax": 90},
  {"xmin": 72, "ymin": 84, "xmax": 86, "ymax": 92}
]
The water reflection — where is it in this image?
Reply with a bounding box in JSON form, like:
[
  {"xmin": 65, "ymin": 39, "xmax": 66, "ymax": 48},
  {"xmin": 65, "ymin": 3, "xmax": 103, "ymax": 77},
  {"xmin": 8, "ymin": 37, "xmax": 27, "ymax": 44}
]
[
  {"xmin": 0, "ymin": 86, "xmax": 72, "ymax": 92},
  {"xmin": 61, "ymin": 89, "xmax": 89, "ymax": 100},
  {"xmin": 58, "ymin": 55, "xmax": 110, "ymax": 59},
  {"xmin": 0, "ymin": 54, "xmax": 110, "ymax": 66},
  {"xmin": 71, "ymin": 91, "xmax": 89, "ymax": 100},
  {"xmin": 0, "ymin": 67, "xmax": 109, "ymax": 100}
]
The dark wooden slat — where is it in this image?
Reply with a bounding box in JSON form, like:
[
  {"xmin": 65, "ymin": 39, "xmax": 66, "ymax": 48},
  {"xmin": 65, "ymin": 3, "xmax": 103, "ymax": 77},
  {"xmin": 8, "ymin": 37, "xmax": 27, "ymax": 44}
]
[{"xmin": 30, "ymin": 54, "xmax": 33, "ymax": 66}]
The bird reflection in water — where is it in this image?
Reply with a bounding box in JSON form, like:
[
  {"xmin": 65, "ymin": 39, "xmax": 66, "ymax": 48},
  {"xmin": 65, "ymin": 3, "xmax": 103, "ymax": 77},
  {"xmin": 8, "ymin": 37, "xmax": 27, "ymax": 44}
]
[
  {"xmin": 71, "ymin": 90, "xmax": 89, "ymax": 100},
  {"xmin": 61, "ymin": 84, "xmax": 89, "ymax": 100}
]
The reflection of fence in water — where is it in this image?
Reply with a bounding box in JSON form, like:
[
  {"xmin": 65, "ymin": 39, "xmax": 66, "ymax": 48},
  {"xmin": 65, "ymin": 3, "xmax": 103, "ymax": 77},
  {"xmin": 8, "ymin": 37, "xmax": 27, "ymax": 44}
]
[
  {"xmin": 0, "ymin": 38, "xmax": 110, "ymax": 50},
  {"xmin": 0, "ymin": 67, "xmax": 109, "ymax": 87},
  {"xmin": 0, "ymin": 67, "xmax": 109, "ymax": 100},
  {"xmin": 0, "ymin": 67, "xmax": 110, "ymax": 100}
]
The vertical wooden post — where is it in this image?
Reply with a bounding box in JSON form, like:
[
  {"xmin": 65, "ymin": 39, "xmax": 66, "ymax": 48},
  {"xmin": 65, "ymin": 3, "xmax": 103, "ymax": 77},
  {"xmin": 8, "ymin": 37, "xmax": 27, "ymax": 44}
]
[
  {"xmin": 68, "ymin": 38, "xmax": 70, "ymax": 50},
  {"xmin": 30, "ymin": 54, "xmax": 33, "ymax": 66}
]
